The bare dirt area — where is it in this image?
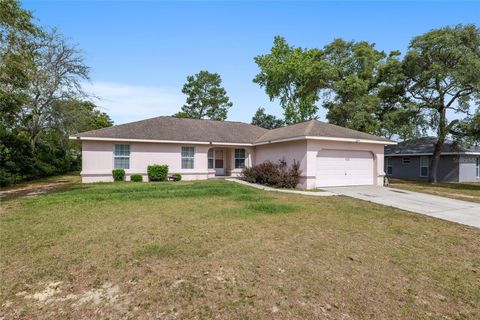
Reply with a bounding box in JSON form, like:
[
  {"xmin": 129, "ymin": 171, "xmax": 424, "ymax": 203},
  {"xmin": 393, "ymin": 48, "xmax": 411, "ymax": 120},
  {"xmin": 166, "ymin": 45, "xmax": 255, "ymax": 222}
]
[{"xmin": 0, "ymin": 174, "xmax": 81, "ymax": 202}]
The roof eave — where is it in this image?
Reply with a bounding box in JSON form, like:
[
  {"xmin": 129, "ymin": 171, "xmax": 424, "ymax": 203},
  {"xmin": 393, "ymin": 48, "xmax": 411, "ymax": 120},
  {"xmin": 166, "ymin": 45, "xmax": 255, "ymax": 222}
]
[
  {"xmin": 254, "ymin": 135, "xmax": 396, "ymax": 146},
  {"xmin": 69, "ymin": 136, "xmax": 254, "ymax": 146}
]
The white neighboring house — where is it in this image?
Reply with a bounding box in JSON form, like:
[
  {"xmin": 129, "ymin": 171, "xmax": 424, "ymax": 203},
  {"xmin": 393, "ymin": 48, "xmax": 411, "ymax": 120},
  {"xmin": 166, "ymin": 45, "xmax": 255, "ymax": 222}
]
[{"xmin": 70, "ymin": 116, "xmax": 396, "ymax": 189}]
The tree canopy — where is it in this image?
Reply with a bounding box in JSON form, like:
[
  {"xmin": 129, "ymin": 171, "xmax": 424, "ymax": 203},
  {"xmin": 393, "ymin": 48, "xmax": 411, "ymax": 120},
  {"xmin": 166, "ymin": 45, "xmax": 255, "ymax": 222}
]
[
  {"xmin": 175, "ymin": 71, "xmax": 233, "ymax": 121},
  {"xmin": 253, "ymin": 36, "xmax": 329, "ymax": 124},
  {"xmin": 401, "ymin": 24, "xmax": 480, "ymax": 182},
  {"xmin": 254, "ymin": 26, "xmax": 479, "ymax": 182},
  {"xmin": 0, "ymin": 0, "xmax": 112, "ymax": 186},
  {"xmin": 251, "ymin": 107, "xmax": 284, "ymax": 129},
  {"xmin": 253, "ymin": 36, "xmax": 414, "ymax": 136}
]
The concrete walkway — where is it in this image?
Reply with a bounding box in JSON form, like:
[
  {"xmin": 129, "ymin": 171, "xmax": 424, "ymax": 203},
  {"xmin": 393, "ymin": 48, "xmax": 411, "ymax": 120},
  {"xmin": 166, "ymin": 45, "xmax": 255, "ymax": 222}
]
[
  {"xmin": 229, "ymin": 179, "xmax": 335, "ymax": 197},
  {"xmin": 323, "ymin": 186, "xmax": 480, "ymax": 228}
]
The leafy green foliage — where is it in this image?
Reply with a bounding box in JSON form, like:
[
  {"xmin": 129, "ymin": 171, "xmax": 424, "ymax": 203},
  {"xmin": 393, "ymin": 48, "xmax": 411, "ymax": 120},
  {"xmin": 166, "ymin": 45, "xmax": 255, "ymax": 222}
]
[
  {"xmin": 177, "ymin": 71, "xmax": 233, "ymax": 120},
  {"xmin": 253, "ymin": 36, "xmax": 330, "ymax": 124},
  {"xmin": 0, "ymin": 1, "xmax": 112, "ymax": 187},
  {"xmin": 172, "ymin": 111, "xmax": 192, "ymax": 118},
  {"xmin": 130, "ymin": 174, "xmax": 143, "ymax": 182},
  {"xmin": 251, "ymin": 107, "xmax": 284, "ymax": 129},
  {"xmin": 452, "ymin": 108, "xmax": 480, "ymax": 144},
  {"xmin": 402, "ymin": 24, "xmax": 480, "ymax": 182},
  {"xmin": 253, "ymin": 37, "xmax": 419, "ymax": 138},
  {"xmin": 147, "ymin": 165, "xmax": 169, "ymax": 182},
  {"xmin": 112, "ymin": 169, "xmax": 126, "ymax": 181},
  {"xmin": 172, "ymin": 173, "xmax": 182, "ymax": 181}
]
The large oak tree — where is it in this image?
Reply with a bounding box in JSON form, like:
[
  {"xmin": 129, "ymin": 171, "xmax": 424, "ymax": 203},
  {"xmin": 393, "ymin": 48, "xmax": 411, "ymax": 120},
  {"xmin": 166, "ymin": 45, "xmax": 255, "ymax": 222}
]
[{"xmin": 402, "ymin": 24, "xmax": 480, "ymax": 182}]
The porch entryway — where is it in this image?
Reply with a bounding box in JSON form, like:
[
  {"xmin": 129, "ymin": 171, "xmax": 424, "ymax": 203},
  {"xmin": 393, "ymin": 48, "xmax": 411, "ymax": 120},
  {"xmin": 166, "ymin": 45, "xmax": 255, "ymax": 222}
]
[
  {"xmin": 208, "ymin": 147, "xmax": 249, "ymax": 177},
  {"xmin": 214, "ymin": 149, "xmax": 225, "ymax": 176},
  {"xmin": 208, "ymin": 148, "xmax": 230, "ymax": 177}
]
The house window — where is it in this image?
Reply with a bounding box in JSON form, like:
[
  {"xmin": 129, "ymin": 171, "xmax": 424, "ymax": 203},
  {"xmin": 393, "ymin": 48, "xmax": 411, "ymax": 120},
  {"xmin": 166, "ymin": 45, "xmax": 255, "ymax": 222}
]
[
  {"xmin": 386, "ymin": 157, "xmax": 393, "ymax": 175},
  {"xmin": 208, "ymin": 148, "xmax": 214, "ymax": 169},
  {"xmin": 476, "ymin": 157, "xmax": 480, "ymax": 178},
  {"xmin": 181, "ymin": 147, "xmax": 195, "ymax": 169},
  {"xmin": 420, "ymin": 156, "xmax": 429, "ymax": 177},
  {"xmin": 402, "ymin": 157, "xmax": 411, "ymax": 164},
  {"xmin": 114, "ymin": 144, "xmax": 130, "ymax": 169},
  {"xmin": 234, "ymin": 148, "xmax": 246, "ymax": 169}
]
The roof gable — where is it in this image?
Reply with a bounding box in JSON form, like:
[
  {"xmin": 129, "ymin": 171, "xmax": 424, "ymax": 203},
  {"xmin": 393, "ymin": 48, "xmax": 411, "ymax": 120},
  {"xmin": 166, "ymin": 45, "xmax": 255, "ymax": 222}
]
[{"xmin": 254, "ymin": 120, "xmax": 390, "ymax": 143}]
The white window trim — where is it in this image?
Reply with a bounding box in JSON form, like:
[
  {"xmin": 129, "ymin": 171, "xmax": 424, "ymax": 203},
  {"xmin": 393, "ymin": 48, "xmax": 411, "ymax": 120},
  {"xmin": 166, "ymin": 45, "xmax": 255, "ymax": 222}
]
[
  {"xmin": 181, "ymin": 146, "xmax": 195, "ymax": 169},
  {"xmin": 420, "ymin": 156, "xmax": 429, "ymax": 178},
  {"xmin": 207, "ymin": 148, "xmax": 214, "ymax": 169},
  {"xmin": 234, "ymin": 148, "xmax": 246, "ymax": 169},
  {"xmin": 113, "ymin": 144, "xmax": 130, "ymax": 169}
]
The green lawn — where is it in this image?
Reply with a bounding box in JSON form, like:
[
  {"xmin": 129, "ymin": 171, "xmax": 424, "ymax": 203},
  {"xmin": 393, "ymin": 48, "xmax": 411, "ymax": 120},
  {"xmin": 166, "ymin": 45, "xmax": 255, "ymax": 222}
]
[
  {"xmin": 1, "ymin": 179, "xmax": 479, "ymax": 319},
  {"xmin": 389, "ymin": 178, "xmax": 480, "ymax": 203}
]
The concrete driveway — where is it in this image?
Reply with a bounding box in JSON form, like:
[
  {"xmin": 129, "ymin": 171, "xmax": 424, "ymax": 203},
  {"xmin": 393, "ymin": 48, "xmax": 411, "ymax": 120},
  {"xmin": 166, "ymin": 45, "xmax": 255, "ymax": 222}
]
[{"xmin": 322, "ymin": 186, "xmax": 480, "ymax": 228}]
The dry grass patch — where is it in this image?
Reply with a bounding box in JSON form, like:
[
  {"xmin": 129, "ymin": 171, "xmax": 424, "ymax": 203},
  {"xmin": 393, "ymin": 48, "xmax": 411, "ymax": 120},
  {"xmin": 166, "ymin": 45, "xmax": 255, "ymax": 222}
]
[{"xmin": 1, "ymin": 179, "xmax": 479, "ymax": 319}]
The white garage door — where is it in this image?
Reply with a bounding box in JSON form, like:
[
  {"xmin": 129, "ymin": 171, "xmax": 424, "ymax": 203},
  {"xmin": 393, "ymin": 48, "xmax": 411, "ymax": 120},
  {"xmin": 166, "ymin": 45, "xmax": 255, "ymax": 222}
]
[{"xmin": 316, "ymin": 150, "xmax": 374, "ymax": 187}]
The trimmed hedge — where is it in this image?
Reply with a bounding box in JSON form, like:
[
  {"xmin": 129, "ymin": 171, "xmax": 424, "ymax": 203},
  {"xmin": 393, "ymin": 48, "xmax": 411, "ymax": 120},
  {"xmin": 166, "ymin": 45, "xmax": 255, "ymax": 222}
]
[
  {"xmin": 147, "ymin": 164, "xmax": 169, "ymax": 181},
  {"xmin": 241, "ymin": 159, "xmax": 301, "ymax": 188},
  {"xmin": 112, "ymin": 169, "xmax": 125, "ymax": 181},
  {"xmin": 172, "ymin": 173, "xmax": 182, "ymax": 181},
  {"xmin": 130, "ymin": 174, "xmax": 143, "ymax": 182}
]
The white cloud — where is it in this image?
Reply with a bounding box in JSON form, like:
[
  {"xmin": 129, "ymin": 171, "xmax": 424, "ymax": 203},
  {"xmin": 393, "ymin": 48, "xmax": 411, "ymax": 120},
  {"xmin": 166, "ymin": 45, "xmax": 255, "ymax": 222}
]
[{"xmin": 82, "ymin": 82, "xmax": 184, "ymax": 124}]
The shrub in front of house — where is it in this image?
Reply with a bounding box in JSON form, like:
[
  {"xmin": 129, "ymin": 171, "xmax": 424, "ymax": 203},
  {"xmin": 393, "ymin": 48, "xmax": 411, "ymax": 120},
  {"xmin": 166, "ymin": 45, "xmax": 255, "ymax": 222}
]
[
  {"xmin": 130, "ymin": 174, "xmax": 143, "ymax": 182},
  {"xmin": 241, "ymin": 159, "xmax": 301, "ymax": 188},
  {"xmin": 147, "ymin": 164, "xmax": 169, "ymax": 181},
  {"xmin": 172, "ymin": 173, "xmax": 182, "ymax": 181},
  {"xmin": 112, "ymin": 169, "xmax": 125, "ymax": 181}
]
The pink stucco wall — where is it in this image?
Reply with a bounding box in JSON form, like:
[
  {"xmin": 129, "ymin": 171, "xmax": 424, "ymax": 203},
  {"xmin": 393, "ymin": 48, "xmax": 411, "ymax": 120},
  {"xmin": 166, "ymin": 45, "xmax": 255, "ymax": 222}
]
[
  {"xmin": 80, "ymin": 139, "xmax": 384, "ymax": 188},
  {"xmin": 254, "ymin": 140, "xmax": 384, "ymax": 188},
  {"xmin": 254, "ymin": 140, "xmax": 309, "ymax": 187},
  {"xmin": 80, "ymin": 141, "xmax": 254, "ymax": 182}
]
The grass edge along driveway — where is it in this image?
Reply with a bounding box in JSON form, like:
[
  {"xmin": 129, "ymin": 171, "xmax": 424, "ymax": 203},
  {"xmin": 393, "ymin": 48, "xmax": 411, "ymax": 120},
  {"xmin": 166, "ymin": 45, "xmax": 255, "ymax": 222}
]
[{"xmin": 388, "ymin": 178, "xmax": 480, "ymax": 203}]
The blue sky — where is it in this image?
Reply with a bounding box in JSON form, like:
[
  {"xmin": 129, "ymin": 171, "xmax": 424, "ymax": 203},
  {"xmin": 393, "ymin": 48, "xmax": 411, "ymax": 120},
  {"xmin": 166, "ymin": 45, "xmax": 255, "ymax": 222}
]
[{"xmin": 23, "ymin": 1, "xmax": 480, "ymax": 125}]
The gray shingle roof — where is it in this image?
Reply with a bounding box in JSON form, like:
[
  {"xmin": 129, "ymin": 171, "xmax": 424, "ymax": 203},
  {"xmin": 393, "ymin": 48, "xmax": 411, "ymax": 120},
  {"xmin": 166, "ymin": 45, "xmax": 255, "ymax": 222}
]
[
  {"xmin": 73, "ymin": 116, "xmax": 391, "ymax": 144},
  {"xmin": 255, "ymin": 120, "xmax": 390, "ymax": 143},
  {"xmin": 74, "ymin": 116, "xmax": 267, "ymax": 144},
  {"xmin": 385, "ymin": 137, "xmax": 480, "ymax": 155}
]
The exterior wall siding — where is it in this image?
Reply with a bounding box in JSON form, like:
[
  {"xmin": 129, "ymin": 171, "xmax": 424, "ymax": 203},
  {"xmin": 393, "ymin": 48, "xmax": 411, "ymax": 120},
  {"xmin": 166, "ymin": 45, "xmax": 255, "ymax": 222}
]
[
  {"xmin": 458, "ymin": 155, "xmax": 480, "ymax": 182},
  {"xmin": 384, "ymin": 155, "xmax": 460, "ymax": 182},
  {"xmin": 254, "ymin": 141, "xmax": 309, "ymax": 188},
  {"xmin": 81, "ymin": 140, "xmax": 255, "ymax": 182},
  {"xmin": 254, "ymin": 140, "xmax": 384, "ymax": 189},
  {"xmin": 81, "ymin": 139, "xmax": 386, "ymax": 189}
]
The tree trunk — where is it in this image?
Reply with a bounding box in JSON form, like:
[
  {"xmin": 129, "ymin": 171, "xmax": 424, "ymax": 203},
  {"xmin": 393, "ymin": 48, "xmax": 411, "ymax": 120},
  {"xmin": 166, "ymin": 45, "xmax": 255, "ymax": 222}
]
[{"xmin": 429, "ymin": 106, "xmax": 447, "ymax": 183}]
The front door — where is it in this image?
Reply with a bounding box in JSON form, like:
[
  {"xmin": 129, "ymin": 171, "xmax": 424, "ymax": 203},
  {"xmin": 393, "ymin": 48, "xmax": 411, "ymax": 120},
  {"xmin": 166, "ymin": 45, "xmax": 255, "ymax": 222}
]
[{"xmin": 215, "ymin": 149, "xmax": 225, "ymax": 176}]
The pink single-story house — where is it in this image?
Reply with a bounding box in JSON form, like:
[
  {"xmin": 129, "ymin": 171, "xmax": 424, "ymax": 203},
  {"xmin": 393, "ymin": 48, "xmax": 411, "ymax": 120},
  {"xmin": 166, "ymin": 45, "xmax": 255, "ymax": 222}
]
[{"xmin": 71, "ymin": 116, "xmax": 395, "ymax": 189}]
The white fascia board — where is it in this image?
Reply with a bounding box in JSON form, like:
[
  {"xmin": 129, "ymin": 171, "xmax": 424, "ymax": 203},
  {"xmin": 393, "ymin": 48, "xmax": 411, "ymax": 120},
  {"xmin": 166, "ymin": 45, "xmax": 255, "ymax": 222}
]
[
  {"xmin": 253, "ymin": 136, "xmax": 306, "ymax": 146},
  {"xmin": 69, "ymin": 136, "xmax": 254, "ymax": 146},
  {"xmin": 254, "ymin": 135, "xmax": 396, "ymax": 146},
  {"xmin": 210, "ymin": 142, "xmax": 253, "ymax": 146},
  {"xmin": 69, "ymin": 136, "xmax": 211, "ymax": 145},
  {"xmin": 304, "ymin": 136, "xmax": 397, "ymax": 145}
]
